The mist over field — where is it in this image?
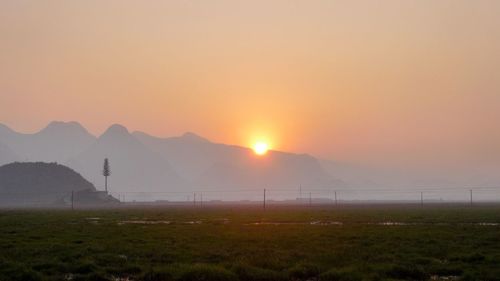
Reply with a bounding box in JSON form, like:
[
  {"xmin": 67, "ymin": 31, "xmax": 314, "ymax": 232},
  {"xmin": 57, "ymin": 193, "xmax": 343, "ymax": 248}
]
[{"xmin": 1, "ymin": 121, "xmax": 500, "ymax": 203}]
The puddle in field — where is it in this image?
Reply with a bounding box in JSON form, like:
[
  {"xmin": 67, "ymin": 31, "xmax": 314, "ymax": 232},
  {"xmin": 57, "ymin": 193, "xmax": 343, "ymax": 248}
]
[
  {"xmin": 212, "ymin": 218, "xmax": 231, "ymax": 224},
  {"xmin": 85, "ymin": 218, "xmax": 101, "ymax": 224},
  {"xmin": 183, "ymin": 220, "xmax": 202, "ymax": 225},
  {"xmin": 374, "ymin": 222, "xmax": 500, "ymax": 226},
  {"xmin": 376, "ymin": 222, "xmax": 418, "ymax": 226},
  {"xmin": 247, "ymin": 222, "xmax": 307, "ymax": 226},
  {"xmin": 117, "ymin": 220, "xmax": 203, "ymax": 225},
  {"xmin": 246, "ymin": 221, "xmax": 500, "ymax": 227},
  {"xmin": 118, "ymin": 220, "xmax": 171, "ymax": 225},
  {"xmin": 112, "ymin": 277, "xmax": 132, "ymax": 281},
  {"xmin": 247, "ymin": 221, "xmax": 343, "ymax": 226},
  {"xmin": 112, "ymin": 218, "xmax": 499, "ymax": 227},
  {"xmin": 310, "ymin": 221, "xmax": 344, "ymax": 226}
]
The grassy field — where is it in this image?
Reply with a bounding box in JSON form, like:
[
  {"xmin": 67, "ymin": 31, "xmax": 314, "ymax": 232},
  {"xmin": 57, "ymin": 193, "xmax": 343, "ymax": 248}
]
[{"xmin": 1, "ymin": 205, "xmax": 500, "ymax": 281}]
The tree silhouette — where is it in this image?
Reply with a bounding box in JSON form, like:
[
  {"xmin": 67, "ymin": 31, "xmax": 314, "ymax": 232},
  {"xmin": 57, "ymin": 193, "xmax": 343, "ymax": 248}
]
[{"xmin": 102, "ymin": 158, "xmax": 111, "ymax": 193}]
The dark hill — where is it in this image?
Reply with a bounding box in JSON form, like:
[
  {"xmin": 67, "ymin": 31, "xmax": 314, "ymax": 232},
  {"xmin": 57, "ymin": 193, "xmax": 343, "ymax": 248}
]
[{"xmin": 0, "ymin": 162, "xmax": 116, "ymax": 206}]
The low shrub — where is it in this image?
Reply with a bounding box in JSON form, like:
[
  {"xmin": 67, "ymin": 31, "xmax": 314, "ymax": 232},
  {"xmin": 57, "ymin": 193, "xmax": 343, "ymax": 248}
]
[
  {"xmin": 319, "ymin": 268, "xmax": 363, "ymax": 281},
  {"xmin": 232, "ymin": 263, "xmax": 286, "ymax": 281},
  {"xmin": 0, "ymin": 260, "xmax": 43, "ymax": 281},
  {"xmin": 177, "ymin": 264, "xmax": 238, "ymax": 281},
  {"xmin": 73, "ymin": 272, "xmax": 110, "ymax": 281},
  {"xmin": 142, "ymin": 267, "xmax": 175, "ymax": 281},
  {"xmin": 72, "ymin": 261, "xmax": 99, "ymax": 274},
  {"xmin": 386, "ymin": 264, "xmax": 428, "ymax": 280},
  {"xmin": 287, "ymin": 262, "xmax": 322, "ymax": 280}
]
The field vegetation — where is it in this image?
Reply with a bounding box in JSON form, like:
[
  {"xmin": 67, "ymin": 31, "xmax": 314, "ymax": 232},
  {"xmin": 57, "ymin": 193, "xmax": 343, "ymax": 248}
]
[{"xmin": 1, "ymin": 205, "xmax": 500, "ymax": 281}]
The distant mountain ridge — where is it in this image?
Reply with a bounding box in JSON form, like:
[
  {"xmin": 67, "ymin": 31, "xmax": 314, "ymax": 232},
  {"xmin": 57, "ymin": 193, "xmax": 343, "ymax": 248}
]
[
  {"xmin": 67, "ymin": 124, "xmax": 186, "ymax": 193},
  {"xmin": 2, "ymin": 121, "xmax": 498, "ymax": 201},
  {"xmin": 0, "ymin": 121, "xmax": 96, "ymax": 163},
  {"xmin": 133, "ymin": 131, "xmax": 339, "ymax": 189},
  {"xmin": 0, "ymin": 122, "xmax": 341, "ymax": 199}
]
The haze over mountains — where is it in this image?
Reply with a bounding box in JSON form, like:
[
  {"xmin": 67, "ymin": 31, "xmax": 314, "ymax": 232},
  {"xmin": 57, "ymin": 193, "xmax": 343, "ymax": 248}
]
[
  {"xmin": 133, "ymin": 131, "xmax": 340, "ymax": 189},
  {"xmin": 67, "ymin": 124, "xmax": 185, "ymax": 194},
  {"xmin": 0, "ymin": 121, "xmax": 96, "ymax": 163},
  {"xmin": 0, "ymin": 121, "xmax": 340, "ymax": 199},
  {"xmin": 1, "ymin": 121, "xmax": 500, "ymax": 201}
]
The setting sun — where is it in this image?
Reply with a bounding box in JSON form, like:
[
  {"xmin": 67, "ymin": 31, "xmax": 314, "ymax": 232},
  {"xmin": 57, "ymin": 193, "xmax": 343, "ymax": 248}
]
[{"xmin": 253, "ymin": 141, "xmax": 269, "ymax": 155}]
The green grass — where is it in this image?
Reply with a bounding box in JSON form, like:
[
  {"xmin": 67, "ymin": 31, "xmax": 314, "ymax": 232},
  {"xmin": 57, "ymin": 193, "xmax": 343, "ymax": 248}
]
[{"xmin": 1, "ymin": 205, "xmax": 500, "ymax": 280}]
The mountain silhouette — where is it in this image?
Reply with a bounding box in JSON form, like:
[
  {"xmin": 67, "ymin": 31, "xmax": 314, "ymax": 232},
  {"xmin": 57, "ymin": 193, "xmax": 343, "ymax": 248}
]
[
  {"xmin": 132, "ymin": 131, "xmax": 221, "ymax": 181},
  {"xmin": 0, "ymin": 122, "xmax": 342, "ymax": 200},
  {"xmin": 0, "ymin": 162, "xmax": 116, "ymax": 206},
  {"xmin": 67, "ymin": 124, "xmax": 185, "ymax": 194},
  {"xmin": 0, "ymin": 121, "xmax": 95, "ymax": 163},
  {"xmin": 133, "ymin": 131, "xmax": 341, "ymax": 190},
  {"xmin": 1, "ymin": 121, "xmax": 499, "ymax": 199}
]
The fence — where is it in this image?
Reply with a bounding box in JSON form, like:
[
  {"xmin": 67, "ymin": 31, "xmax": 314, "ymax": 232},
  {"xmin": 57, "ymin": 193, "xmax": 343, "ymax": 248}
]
[
  {"xmin": 105, "ymin": 186, "xmax": 500, "ymax": 205},
  {"xmin": 2, "ymin": 186, "xmax": 500, "ymax": 208}
]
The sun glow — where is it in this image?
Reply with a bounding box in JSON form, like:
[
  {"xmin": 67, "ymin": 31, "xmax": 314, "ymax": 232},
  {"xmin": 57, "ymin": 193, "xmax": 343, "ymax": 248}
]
[{"xmin": 253, "ymin": 141, "xmax": 269, "ymax": 155}]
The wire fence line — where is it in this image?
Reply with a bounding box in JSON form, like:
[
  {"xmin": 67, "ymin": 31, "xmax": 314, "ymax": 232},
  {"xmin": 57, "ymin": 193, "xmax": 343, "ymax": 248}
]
[
  {"xmin": 2, "ymin": 186, "xmax": 500, "ymax": 206},
  {"xmin": 97, "ymin": 186, "xmax": 500, "ymax": 193},
  {"xmin": 100, "ymin": 186, "xmax": 500, "ymax": 204}
]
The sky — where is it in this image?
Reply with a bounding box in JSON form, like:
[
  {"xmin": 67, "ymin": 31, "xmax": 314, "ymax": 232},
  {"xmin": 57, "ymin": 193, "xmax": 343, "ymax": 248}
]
[{"xmin": 0, "ymin": 0, "xmax": 499, "ymax": 171}]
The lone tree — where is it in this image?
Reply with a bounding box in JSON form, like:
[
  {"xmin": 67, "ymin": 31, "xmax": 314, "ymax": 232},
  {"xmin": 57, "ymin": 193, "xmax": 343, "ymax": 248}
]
[{"xmin": 102, "ymin": 158, "xmax": 111, "ymax": 193}]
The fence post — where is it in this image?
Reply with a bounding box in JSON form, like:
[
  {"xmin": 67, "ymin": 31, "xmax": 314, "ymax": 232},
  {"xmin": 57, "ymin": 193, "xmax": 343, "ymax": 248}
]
[
  {"xmin": 470, "ymin": 189, "xmax": 473, "ymax": 206},
  {"xmin": 263, "ymin": 189, "xmax": 266, "ymax": 210}
]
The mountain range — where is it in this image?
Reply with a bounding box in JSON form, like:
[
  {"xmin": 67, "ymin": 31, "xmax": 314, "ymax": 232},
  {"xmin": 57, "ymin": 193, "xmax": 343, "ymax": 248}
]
[
  {"xmin": 0, "ymin": 121, "xmax": 341, "ymax": 199},
  {"xmin": 2, "ymin": 121, "xmax": 499, "ymax": 201}
]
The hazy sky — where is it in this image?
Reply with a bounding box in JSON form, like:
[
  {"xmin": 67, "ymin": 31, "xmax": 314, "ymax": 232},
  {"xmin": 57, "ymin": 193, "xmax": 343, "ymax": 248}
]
[{"xmin": 1, "ymin": 0, "xmax": 499, "ymax": 170}]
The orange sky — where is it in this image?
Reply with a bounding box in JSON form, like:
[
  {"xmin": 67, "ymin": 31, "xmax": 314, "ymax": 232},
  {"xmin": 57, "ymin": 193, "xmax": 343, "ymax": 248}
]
[{"xmin": 1, "ymin": 0, "xmax": 499, "ymax": 170}]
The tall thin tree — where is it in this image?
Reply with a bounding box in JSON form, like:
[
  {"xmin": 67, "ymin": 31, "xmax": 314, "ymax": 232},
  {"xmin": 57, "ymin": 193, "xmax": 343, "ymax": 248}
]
[{"xmin": 102, "ymin": 158, "xmax": 111, "ymax": 193}]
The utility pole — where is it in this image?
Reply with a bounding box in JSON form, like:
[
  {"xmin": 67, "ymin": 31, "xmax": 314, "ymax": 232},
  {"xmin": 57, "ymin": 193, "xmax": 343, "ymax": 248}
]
[
  {"xmin": 200, "ymin": 193, "xmax": 203, "ymax": 207},
  {"xmin": 263, "ymin": 189, "xmax": 266, "ymax": 210},
  {"xmin": 309, "ymin": 192, "xmax": 312, "ymax": 207},
  {"xmin": 470, "ymin": 189, "xmax": 473, "ymax": 206},
  {"xmin": 193, "ymin": 193, "xmax": 196, "ymax": 206},
  {"xmin": 299, "ymin": 184, "xmax": 302, "ymax": 202},
  {"xmin": 334, "ymin": 191, "xmax": 338, "ymax": 206},
  {"xmin": 420, "ymin": 192, "xmax": 424, "ymax": 207},
  {"xmin": 71, "ymin": 191, "xmax": 74, "ymax": 211}
]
